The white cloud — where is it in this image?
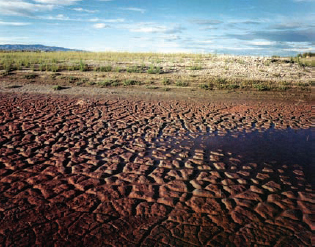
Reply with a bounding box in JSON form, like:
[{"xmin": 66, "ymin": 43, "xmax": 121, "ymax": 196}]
[
  {"xmin": 131, "ymin": 27, "xmax": 165, "ymax": 33},
  {"xmin": 161, "ymin": 34, "xmax": 181, "ymax": 41},
  {"xmin": 190, "ymin": 19, "xmax": 223, "ymax": 25},
  {"xmin": 45, "ymin": 14, "xmax": 70, "ymax": 20},
  {"xmin": 128, "ymin": 23, "xmax": 185, "ymax": 34},
  {"xmin": 73, "ymin": 7, "xmax": 97, "ymax": 13},
  {"xmin": 89, "ymin": 18, "xmax": 124, "ymax": 23},
  {"xmin": 247, "ymin": 40, "xmax": 276, "ymax": 46},
  {"xmin": 0, "ymin": 0, "xmax": 54, "ymax": 16},
  {"xmin": 0, "ymin": 21, "xmax": 31, "ymax": 26},
  {"xmin": 93, "ymin": 23, "xmax": 109, "ymax": 29},
  {"xmin": 198, "ymin": 40, "xmax": 214, "ymax": 44},
  {"xmin": 119, "ymin": 7, "xmax": 146, "ymax": 13},
  {"xmin": 0, "ymin": 0, "xmax": 82, "ymax": 17},
  {"xmin": 33, "ymin": 0, "xmax": 81, "ymax": 5},
  {"xmin": 283, "ymin": 47, "xmax": 314, "ymax": 53}
]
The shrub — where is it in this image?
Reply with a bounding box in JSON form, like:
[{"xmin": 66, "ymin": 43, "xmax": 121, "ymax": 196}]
[
  {"xmin": 39, "ymin": 64, "xmax": 46, "ymax": 71},
  {"xmin": 214, "ymin": 78, "xmax": 228, "ymax": 89},
  {"xmin": 98, "ymin": 80, "xmax": 112, "ymax": 87},
  {"xmin": 123, "ymin": 79, "xmax": 133, "ymax": 86},
  {"xmin": 297, "ymin": 82, "xmax": 310, "ymax": 87},
  {"xmin": 175, "ymin": 81, "xmax": 189, "ymax": 87},
  {"xmin": 147, "ymin": 65, "xmax": 161, "ymax": 74},
  {"xmin": 264, "ymin": 60, "xmax": 271, "ymax": 66},
  {"xmin": 24, "ymin": 73, "xmax": 37, "ymax": 79},
  {"xmin": 95, "ymin": 65, "xmax": 112, "ymax": 72},
  {"xmin": 53, "ymin": 85, "xmax": 62, "ymax": 90},
  {"xmin": 126, "ymin": 66, "xmax": 140, "ymax": 73},
  {"xmin": 226, "ymin": 84, "xmax": 239, "ymax": 90},
  {"xmin": 4, "ymin": 63, "xmax": 13, "ymax": 73},
  {"xmin": 115, "ymin": 67, "xmax": 123, "ymax": 72},
  {"xmin": 189, "ymin": 65, "xmax": 202, "ymax": 70},
  {"xmin": 111, "ymin": 81, "xmax": 120, "ymax": 87},
  {"xmin": 146, "ymin": 85, "xmax": 159, "ymax": 89},
  {"xmin": 162, "ymin": 78, "xmax": 171, "ymax": 85},
  {"xmin": 253, "ymin": 84, "xmax": 271, "ymax": 91},
  {"xmin": 199, "ymin": 84, "xmax": 210, "ymax": 90},
  {"xmin": 52, "ymin": 64, "xmax": 60, "ymax": 72},
  {"xmin": 297, "ymin": 52, "xmax": 315, "ymax": 58},
  {"xmin": 79, "ymin": 60, "xmax": 88, "ymax": 71},
  {"xmin": 81, "ymin": 78, "xmax": 89, "ymax": 84},
  {"xmin": 217, "ymin": 78, "xmax": 227, "ymax": 84},
  {"xmin": 68, "ymin": 65, "xmax": 78, "ymax": 71},
  {"xmin": 278, "ymin": 85, "xmax": 289, "ymax": 91}
]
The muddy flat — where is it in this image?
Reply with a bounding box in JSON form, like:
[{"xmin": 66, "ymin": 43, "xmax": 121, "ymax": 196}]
[{"xmin": 0, "ymin": 91, "xmax": 313, "ymax": 246}]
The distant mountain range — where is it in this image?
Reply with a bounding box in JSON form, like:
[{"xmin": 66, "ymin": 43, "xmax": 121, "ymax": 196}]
[{"xmin": 0, "ymin": 44, "xmax": 82, "ymax": 52}]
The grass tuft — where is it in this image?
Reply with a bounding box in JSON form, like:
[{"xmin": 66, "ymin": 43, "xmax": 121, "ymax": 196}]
[
  {"xmin": 162, "ymin": 78, "xmax": 171, "ymax": 85},
  {"xmin": 95, "ymin": 65, "xmax": 112, "ymax": 72},
  {"xmin": 24, "ymin": 73, "xmax": 37, "ymax": 79},
  {"xmin": 189, "ymin": 65, "xmax": 202, "ymax": 70},
  {"xmin": 53, "ymin": 85, "xmax": 62, "ymax": 90},
  {"xmin": 126, "ymin": 66, "xmax": 141, "ymax": 73},
  {"xmin": 147, "ymin": 65, "xmax": 162, "ymax": 74},
  {"xmin": 123, "ymin": 79, "xmax": 141, "ymax": 86},
  {"xmin": 175, "ymin": 80, "xmax": 189, "ymax": 87},
  {"xmin": 253, "ymin": 83, "xmax": 271, "ymax": 91}
]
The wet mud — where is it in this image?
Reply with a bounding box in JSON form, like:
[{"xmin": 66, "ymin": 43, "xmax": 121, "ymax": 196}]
[{"xmin": 0, "ymin": 93, "xmax": 313, "ymax": 246}]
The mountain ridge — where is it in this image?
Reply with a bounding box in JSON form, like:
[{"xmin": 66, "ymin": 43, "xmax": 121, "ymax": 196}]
[{"xmin": 0, "ymin": 44, "xmax": 82, "ymax": 52}]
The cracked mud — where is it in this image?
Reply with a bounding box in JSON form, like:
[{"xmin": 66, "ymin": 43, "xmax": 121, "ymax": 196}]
[{"xmin": 0, "ymin": 93, "xmax": 313, "ymax": 246}]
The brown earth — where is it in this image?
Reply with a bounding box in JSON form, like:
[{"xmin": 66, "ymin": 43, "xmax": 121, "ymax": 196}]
[{"xmin": 0, "ymin": 91, "xmax": 313, "ymax": 246}]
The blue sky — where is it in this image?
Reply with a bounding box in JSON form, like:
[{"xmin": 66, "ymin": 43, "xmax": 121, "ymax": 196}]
[{"xmin": 0, "ymin": 0, "xmax": 314, "ymax": 55}]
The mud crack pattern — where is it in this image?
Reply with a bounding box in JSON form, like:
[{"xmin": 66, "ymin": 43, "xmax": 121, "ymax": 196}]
[{"xmin": 0, "ymin": 93, "xmax": 313, "ymax": 246}]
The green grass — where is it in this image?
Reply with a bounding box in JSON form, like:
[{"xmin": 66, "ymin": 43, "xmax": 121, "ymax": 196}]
[
  {"xmin": 175, "ymin": 80, "xmax": 189, "ymax": 87},
  {"xmin": 226, "ymin": 84, "xmax": 239, "ymax": 90},
  {"xmin": 24, "ymin": 73, "xmax": 37, "ymax": 79},
  {"xmin": 199, "ymin": 83, "xmax": 211, "ymax": 90},
  {"xmin": 115, "ymin": 67, "xmax": 123, "ymax": 72},
  {"xmin": 146, "ymin": 85, "xmax": 159, "ymax": 89},
  {"xmin": 49, "ymin": 64, "xmax": 60, "ymax": 72},
  {"xmin": 126, "ymin": 66, "xmax": 141, "ymax": 73},
  {"xmin": 95, "ymin": 65, "xmax": 112, "ymax": 72},
  {"xmin": 147, "ymin": 65, "xmax": 162, "ymax": 74},
  {"xmin": 98, "ymin": 79, "xmax": 114, "ymax": 87},
  {"xmin": 0, "ymin": 51, "xmax": 212, "ymax": 73},
  {"xmin": 189, "ymin": 65, "xmax": 202, "ymax": 70},
  {"xmin": 79, "ymin": 60, "xmax": 88, "ymax": 71},
  {"xmin": 65, "ymin": 76, "xmax": 79, "ymax": 83},
  {"xmin": 297, "ymin": 52, "xmax": 315, "ymax": 58},
  {"xmin": 53, "ymin": 85, "xmax": 62, "ymax": 90},
  {"xmin": 123, "ymin": 79, "xmax": 141, "ymax": 86},
  {"xmin": 111, "ymin": 81, "xmax": 120, "ymax": 87},
  {"xmin": 162, "ymin": 78, "xmax": 171, "ymax": 85},
  {"xmin": 253, "ymin": 83, "xmax": 271, "ymax": 91},
  {"xmin": 88, "ymin": 81, "xmax": 96, "ymax": 85}
]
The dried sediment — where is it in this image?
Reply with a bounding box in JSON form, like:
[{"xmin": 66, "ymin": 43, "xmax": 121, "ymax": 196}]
[{"xmin": 0, "ymin": 93, "xmax": 313, "ymax": 246}]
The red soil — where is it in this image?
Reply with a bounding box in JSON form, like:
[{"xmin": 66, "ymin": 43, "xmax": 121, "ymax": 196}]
[{"xmin": 0, "ymin": 92, "xmax": 313, "ymax": 246}]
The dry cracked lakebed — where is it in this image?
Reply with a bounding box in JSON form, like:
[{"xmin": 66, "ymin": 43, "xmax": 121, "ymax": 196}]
[{"xmin": 0, "ymin": 92, "xmax": 313, "ymax": 246}]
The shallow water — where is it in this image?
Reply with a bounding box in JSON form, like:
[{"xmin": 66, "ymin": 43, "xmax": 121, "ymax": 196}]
[{"xmin": 153, "ymin": 127, "xmax": 314, "ymax": 185}]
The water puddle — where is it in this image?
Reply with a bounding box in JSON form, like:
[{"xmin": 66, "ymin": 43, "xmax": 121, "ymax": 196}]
[{"xmin": 152, "ymin": 127, "xmax": 314, "ymax": 185}]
